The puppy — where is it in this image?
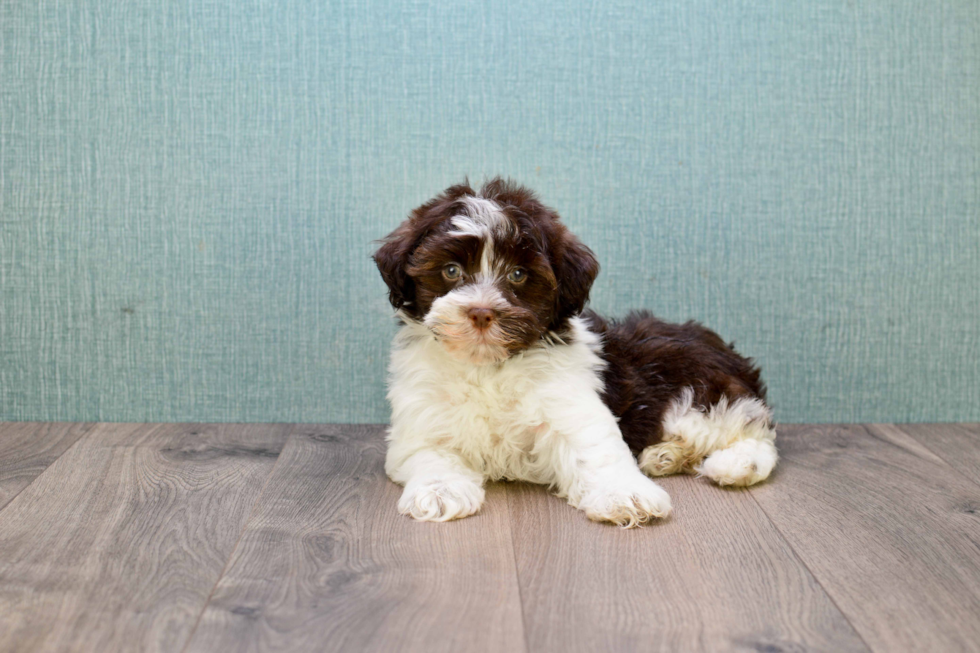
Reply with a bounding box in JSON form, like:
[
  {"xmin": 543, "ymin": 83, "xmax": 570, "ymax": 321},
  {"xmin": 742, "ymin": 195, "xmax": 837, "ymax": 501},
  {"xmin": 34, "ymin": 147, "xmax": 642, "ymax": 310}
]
[{"xmin": 374, "ymin": 178, "xmax": 776, "ymax": 527}]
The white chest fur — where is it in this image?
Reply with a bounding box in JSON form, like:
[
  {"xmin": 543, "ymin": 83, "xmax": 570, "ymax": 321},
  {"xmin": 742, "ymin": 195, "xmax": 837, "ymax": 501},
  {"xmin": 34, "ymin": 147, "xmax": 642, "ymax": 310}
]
[{"xmin": 385, "ymin": 316, "xmax": 614, "ymax": 484}]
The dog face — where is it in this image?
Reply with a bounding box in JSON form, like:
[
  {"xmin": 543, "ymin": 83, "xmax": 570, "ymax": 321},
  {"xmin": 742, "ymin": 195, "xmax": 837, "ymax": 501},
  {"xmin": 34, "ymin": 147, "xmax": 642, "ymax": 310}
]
[{"xmin": 374, "ymin": 179, "xmax": 599, "ymax": 364}]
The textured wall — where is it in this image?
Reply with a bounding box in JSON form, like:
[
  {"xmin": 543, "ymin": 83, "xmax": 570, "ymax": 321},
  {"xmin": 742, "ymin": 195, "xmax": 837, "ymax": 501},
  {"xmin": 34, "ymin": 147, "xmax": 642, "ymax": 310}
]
[{"xmin": 1, "ymin": 0, "xmax": 978, "ymax": 423}]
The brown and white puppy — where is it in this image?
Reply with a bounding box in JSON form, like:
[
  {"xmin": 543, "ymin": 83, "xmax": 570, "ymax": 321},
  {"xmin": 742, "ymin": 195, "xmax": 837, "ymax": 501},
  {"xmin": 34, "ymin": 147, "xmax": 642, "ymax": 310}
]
[{"xmin": 374, "ymin": 178, "xmax": 776, "ymax": 527}]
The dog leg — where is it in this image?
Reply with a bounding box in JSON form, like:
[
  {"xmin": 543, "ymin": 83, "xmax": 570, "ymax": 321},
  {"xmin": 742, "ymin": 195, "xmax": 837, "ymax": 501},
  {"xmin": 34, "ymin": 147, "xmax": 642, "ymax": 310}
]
[
  {"xmin": 639, "ymin": 388, "xmax": 777, "ymax": 487},
  {"xmin": 546, "ymin": 419, "xmax": 672, "ymax": 527},
  {"xmin": 388, "ymin": 449, "xmax": 486, "ymax": 522}
]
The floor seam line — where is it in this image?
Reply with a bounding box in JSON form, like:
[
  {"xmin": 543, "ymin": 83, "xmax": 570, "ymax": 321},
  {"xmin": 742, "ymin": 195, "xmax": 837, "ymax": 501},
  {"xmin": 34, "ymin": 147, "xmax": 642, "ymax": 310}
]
[
  {"xmin": 178, "ymin": 423, "xmax": 296, "ymax": 653},
  {"xmin": 747, "ymin": 488, "xmax": 875, "ymax": 653},
  {"xmin": 0, "ymin": 422, "xmax": 97, "ymax": 515},
  {"xmin": 887, "ymin": 424, "xmax": 980, "ymax": 493},
  {"xmin": 505, "ymin": 483, "xmax": 533, "ymax": 653}
]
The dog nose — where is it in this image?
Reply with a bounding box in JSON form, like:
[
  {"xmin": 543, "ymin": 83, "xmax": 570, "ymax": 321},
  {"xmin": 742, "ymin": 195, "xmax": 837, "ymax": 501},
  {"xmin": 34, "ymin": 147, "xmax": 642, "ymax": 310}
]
[{"xmin": 467, "ymin": 307, "xmax": 495, "ymax": 330}]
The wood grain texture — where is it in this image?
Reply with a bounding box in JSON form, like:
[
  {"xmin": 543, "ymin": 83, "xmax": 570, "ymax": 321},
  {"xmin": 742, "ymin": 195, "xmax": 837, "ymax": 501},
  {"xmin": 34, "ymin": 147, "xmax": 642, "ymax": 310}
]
[
  {"xmin": 4, "ymin": 422, "xmax": 980, "ymax": 652},
  {"xmin": 895, "ymin": 423, "xmax": 980, "ymax": 486},
  {"xmin": 183, "ymin": 424, "xmax": 526, "ymax": 653},
  {"xmin": 508, "ymin": 475, "xmax": 868, "ymax": 653},
  {"xmin": 751, "ymin": 424, "xmax": 980, "ymax": 653},
  {"xmin": 0, "ymin": 422, "xmax": 93, "ymax": 510},
  {"xmin": 0, "ymin": 422, "xmax": 290, "ymax": 653}
]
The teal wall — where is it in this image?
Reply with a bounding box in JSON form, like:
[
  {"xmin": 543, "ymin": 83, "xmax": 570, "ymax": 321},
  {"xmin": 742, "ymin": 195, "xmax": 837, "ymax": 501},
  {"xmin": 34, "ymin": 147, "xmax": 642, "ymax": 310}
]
[{"xmin": 2, "ymin": 0, "xmax": 978, "ymax": 424}]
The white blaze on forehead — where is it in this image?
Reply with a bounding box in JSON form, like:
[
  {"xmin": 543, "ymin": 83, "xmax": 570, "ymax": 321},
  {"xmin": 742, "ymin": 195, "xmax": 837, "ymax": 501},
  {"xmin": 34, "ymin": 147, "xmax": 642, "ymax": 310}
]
[
  {"xmin": 448, "ymin": 196, "xmax": 514, "ymax": 279},
  {"xmin": 458, "ymin": 196, "xmax": 510, "ymax": 233}
]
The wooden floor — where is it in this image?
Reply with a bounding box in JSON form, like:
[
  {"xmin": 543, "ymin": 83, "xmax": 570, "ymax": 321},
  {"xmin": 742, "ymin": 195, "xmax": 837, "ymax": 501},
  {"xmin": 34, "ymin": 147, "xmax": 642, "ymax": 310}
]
[{"xmin": 1, "ymin": 423, "xmax": 979, "ymax": 652}]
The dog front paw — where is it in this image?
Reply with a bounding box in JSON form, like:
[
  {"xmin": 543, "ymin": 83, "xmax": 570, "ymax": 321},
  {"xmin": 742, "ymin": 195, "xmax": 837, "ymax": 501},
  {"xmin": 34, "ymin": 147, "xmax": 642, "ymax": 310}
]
[
  {"xmin": 397, "ymin": 477, "xmax": 485, "ymax": 522},
  {"xmin": 580, "ymin": 476, "xmax": 673, "ymax": 528}
]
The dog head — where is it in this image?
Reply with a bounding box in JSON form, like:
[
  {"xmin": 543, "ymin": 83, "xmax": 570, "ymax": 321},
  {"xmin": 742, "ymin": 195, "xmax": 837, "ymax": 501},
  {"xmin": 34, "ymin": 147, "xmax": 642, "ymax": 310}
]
[{"xmin": 374, "ymin": 178, "xmax": 599, "ymax": 365}]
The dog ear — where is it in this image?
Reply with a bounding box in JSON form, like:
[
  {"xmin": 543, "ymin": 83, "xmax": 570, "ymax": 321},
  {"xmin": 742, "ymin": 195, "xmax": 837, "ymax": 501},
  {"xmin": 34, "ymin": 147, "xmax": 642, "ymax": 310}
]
[
  {"xmin": 374, "ymin": 220, "xmax": 420, "ymax": 315},
  {"xmin": 374, "ymin": 182, "xmax": 477, "ymax": 316},
  {"xmin": 553, "ymin": 227, "xmax": 600, "ymax": 325}
]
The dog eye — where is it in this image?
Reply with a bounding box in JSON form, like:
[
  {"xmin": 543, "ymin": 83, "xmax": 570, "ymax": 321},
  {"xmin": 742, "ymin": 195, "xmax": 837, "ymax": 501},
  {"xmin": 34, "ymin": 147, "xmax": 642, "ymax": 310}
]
[
  {"xmin": 443, "ymin": 264, "xmax": 462, "ymax": 280},
  {"xmin": 507, "ymin": 268, "xmax": 527, "ymax": 284}
]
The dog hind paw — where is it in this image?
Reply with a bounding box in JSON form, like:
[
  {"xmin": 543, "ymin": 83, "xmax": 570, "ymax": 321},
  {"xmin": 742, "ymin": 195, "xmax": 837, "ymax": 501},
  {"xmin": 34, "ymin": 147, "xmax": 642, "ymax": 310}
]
[
  {"xmin": 696, "ymin": 439, "xmax": 777, "ymax": 487},
  {"xmin": 638, "ymin": 441, "xmax": 687, "ymax": 477}
]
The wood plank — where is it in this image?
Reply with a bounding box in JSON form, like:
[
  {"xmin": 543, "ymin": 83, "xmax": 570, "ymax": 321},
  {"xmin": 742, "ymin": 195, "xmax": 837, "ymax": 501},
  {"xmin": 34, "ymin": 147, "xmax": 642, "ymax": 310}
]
[
  {"xmin": 751, "ymin": 424, "xmax": 980, "ymax": 653},
  {"xmin": 508, "ymin": 474, "xmax": 867, "ymax": 652},
  {"xmin": 0, "ymin": 422, "xmax": 93, "ymax": 511},
  {"xmin": 0, "ymin": 422, "xmax": 290, "ymax": 653},
  {"xmin": 183, "ymin": 424, "xmax": 526, "ymax": 653},
  {"xmin": 895, "ymin": 423, "xmax": 980, "ymax": 486}
]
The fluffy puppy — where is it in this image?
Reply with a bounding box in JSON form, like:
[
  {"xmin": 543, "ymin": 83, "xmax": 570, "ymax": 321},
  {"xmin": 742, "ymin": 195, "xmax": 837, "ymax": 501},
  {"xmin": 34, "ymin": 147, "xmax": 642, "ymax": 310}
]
[{"xmin": 374, "ymin": 178, "xmax": 776, "ymax": 527}]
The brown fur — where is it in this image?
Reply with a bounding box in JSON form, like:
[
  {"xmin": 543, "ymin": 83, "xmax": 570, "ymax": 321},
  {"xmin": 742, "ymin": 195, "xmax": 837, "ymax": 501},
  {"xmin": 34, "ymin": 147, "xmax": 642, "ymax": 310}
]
[{"xmin": 586, "ymin": 310, "xmax": 767, "ymax": 454}]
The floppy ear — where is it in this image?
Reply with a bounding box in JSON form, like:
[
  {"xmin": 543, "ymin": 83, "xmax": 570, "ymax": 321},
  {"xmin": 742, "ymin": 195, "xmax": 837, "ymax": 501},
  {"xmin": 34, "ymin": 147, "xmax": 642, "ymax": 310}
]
[
  {"xmin": 554, "ymin": 228, "xmax": 600, "ymax": 324},
  {"xmin": 374, "ymin": 181, "xmax": 477, "ymax": 316},
  {"xmin": 373, "ymin": 221, "xmax": 419, "ymax": 314}
]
